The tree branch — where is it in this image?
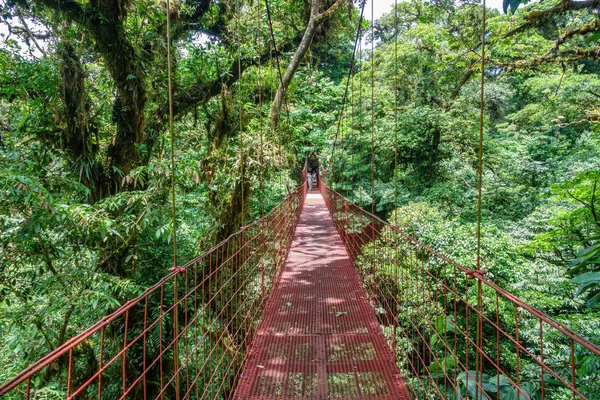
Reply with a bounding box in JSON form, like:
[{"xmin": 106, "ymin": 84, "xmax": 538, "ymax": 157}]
[
  {"xmin": 314, "ymin": 0, "xmax": 347, "ymax": 24},
  {"xmin": 171, "ymin": 0, "xmax": 227, "ymax": 41},
  {"xmin": 505, "ymin": 0, "xmax": 600, "ymax": 38},
  {"xmin": 14, "ymin": 11, "xmax": 48, "ymax": 56},
  {"xmin": 564, "ymin": 186, "xmax": 600, "ymax": 228},
  {"xmin": 56, "ymin": 303, "xmax": 75, "ymax": 346},
  {"xmin": 270, "ymin": 0, "xmax": 348, "ymax": 126},
  {"xmin": 21, "ymin": 0, "xmax": 87, "ymax": 22},
  {"xmin": 446, "ymin": 63, "xmax": 477, "ymax": 109},
  {"xmin": 554, "ymin": 18, "xmax": 600, "ymax": 49},
  {"xmin": 494, "ymin": 46, "xmax": 600, "ymax": 71},
  {"xmin": 142, "ymin": 37, "xmax": 300, "ymax": 164}
]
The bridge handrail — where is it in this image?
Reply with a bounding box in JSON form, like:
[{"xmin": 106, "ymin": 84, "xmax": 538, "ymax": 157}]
[
  {"xmin": 321, "ymin": 183, "xmax": 600, "ymax": 357},
  {"xmin": 0, "ymin": 181, "xmax": 307, "ymax": 397}
]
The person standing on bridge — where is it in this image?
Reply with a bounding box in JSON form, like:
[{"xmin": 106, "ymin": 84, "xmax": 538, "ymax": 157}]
[{"xmin": 308, "ymin": 171, "xmax": 314, "ymax": 191}]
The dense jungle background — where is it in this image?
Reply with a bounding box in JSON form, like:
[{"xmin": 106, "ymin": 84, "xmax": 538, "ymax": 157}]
[{"xmin": 1, "ymin": 0, "xmax": 600, "ymax": 398}]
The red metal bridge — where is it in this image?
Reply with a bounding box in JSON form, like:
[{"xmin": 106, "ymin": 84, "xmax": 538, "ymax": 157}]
[
  {"xmin": 1, "ymin": 179, "xmax": 600, "ymax": 399},
  {"xmin": 233, "ymin": 191, "xmax": 410, "ymax": 399}
]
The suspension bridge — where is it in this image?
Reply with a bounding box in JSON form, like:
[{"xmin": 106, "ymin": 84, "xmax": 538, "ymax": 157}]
[
  {"xmin": 2, "ymin": 0, "xmax": 600, "ymax": 399},
  {"xmin": 1, "ymin": 175, "xmax": 600, "ymax": 399}
]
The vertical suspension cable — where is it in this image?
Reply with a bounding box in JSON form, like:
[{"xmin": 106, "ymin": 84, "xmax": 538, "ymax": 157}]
[
  {"xmin": 258, "ymin": 0, "xmax": 265, "ymax": 299},
  {"xmin": 368, "ymin": 0, "xmax": 376, "ymax": 304},
  {"xmin": 166, "ymin": 0, "xmax": 177, "ymax": 273},
  {"xmin": 264, "ymin": 0, "xmax": 285, "ymax": 197},
  {"xmin": 340, "ymin": 62, "xmax": 351, "ymax": 197},
  {"xmin": 258, "ymin": 1, "xmax": 264, "ymax": 220},
  {"xmin": 393, "ymin": 0, "xmax": 398, "ymax": 219},
  {"xmin": 353, "ymin": 11, "xmax": 366, "ymax": 204},
  {"xmin": 329, "ymin": 3, "xmax": 366, "ymax": 177},
  {"xmin": 392, "ymin": 0, "xmax": 399, "ymax": 357},
  {"xmin": 358, "ymin": 38, "xmax": 363, "ymax": 207},
  {"xmin": 340, "ymin": 96, "xmax": 346, "ymax": 195},
  {"xmin": 236, "ymin": 6, "xmax": 247, "ymax": 352},
  {"xmin": 351, "ymin": 43, "xmax": 355, "ymax": 202},
  {"xmin": 165, "ymin": 1, "xmax": 179, "ymax": 398},
  {"xmin": 238, "ymin": 0, "xmax": 245, "ymax": 227},
  {"xmin": 477, "ymin": 0, "xmax": 486, "ymax": 272},
  {"xmin": 264, "ymin": 0, "xmax": 290, "ymax": 195},
  {"xmin": 370, "ymin": 0, "xmax": 375, "ymax": 234},
  {"xmin": 476, "ymin": 0, "xmax": 487, "ymax": 396},
  {"xmin": 348, "ymin": 58, "xmax": 356, "ymax": 202}
]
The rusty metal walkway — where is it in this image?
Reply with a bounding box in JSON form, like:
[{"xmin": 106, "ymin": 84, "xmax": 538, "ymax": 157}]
[{"xmin": 234, "ymin": 192, "xmax": 411, "ymax": 399}]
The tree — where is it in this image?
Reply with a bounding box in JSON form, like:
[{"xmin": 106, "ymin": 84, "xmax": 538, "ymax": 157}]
[
  {"xmin": 269, "ymin": 0, "xmax": 348, "ymax": 126},
  {"xmin": 0, "ymin": 1, "xmax": 358, "ymax": 385},
  {"xmin": 4, "ymin": 0, "xmax": 287, "ymax": 198}
]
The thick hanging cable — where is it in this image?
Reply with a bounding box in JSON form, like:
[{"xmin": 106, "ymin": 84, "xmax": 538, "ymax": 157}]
[
  {"xmin": 258, "ymin": 1, "xmax": 264, "ymax": 219},
  {"xmin": 165, "ymin": 1, "xmax": 180, "ymax": 398},
  {"xmin": 358, "ymin": 38, "xmax": 363, "ymax": 206},
  {"xmin": 237, "ymin": 0, "xmax": 245, "ymax": 227},
  {"xmin": 393, "ymin": 0, "xmax": 398, "ymax": 219},
  {"xmin": 166, "ymin": 0, "xmax": 177, "ymax": 271},
  {"xmin": 329, "ymin": 2, "xmax": 366, "ymax": 171},
  {"xmin": 392, "ymin": 0, "xmax": 399, "ymax": 355},
  {"xmin": 264, "ymin": 0, "xmax": 288, "ymax": 195},
  {"xmin": 476, "ymin": 0, "xmax": 487, "ymax": 397},
  {"xmin": 339, "ymin": 95, "xmax": 346, "ymax": 195},
  {"xmin": 370, "ymin": 0, "xmax": 375, "ymax": 227},
  {"xmin": 351, "ymin": 45, "xmax": 356, "ymax": 202},
  {"xmin": 257, "ymin": 0, "xmax": 266, "ymax": 302},
  {"xmin": 476, "ymin": 0, "xmax": 486, "ymax": 271}
]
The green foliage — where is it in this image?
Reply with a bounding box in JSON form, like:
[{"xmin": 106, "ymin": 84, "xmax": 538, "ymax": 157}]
[
  {"xmin": 2, "ymin": 0, "xmax": 600, "ymax": 396},
  {"xmin": 0, "ymin": 0, "xmax": 360, "ymax": 393},
  {"xmin": 322, "ymin": 0, "xmax": 600, "ymax": 398},
  {"xmin": 570, "ymin": 233, "xmax": 600, "ymax": 308}
]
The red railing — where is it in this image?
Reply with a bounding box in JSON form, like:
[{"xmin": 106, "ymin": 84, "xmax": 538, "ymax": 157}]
[
  {"xmin": 0, "ymin": 182, "xmax": 306, "ymax": 400},
  {"xmin": 320, "ymin": 183, "xmax": 600, "ymax": 400}
]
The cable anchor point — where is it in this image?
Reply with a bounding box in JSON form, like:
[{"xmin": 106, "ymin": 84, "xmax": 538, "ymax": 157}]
[
  {"xmin": 170, "ymin": 266, "xmax": 186, "ymax": 275},
  {"xmin": 466, "ymin": 269, "xmax": 487, "ymax": 280}
]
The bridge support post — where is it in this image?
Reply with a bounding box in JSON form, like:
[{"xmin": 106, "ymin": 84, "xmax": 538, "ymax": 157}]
[{"xmin": 173, "ymin": 275, "xmax": 180, "ymax": 400}]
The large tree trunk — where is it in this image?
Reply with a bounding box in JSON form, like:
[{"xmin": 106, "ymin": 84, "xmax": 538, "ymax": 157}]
[
  {"xmin": 59, "ymin": 42, "xmax": 95, "ymax": 161},
  {"xmin": 270, "ymin": 0, "xmax": 347, "ymax": 126},
  {"xmin": 88, "ymin": 0, "xmax": 147, "ymax": 187},
  {"xmin": 58, "ymin": 42, "xmax": 107, "ymax": 201},
  {"xmin": 33, "ymin": 0, "xmax": 146, "ymax": 191}
]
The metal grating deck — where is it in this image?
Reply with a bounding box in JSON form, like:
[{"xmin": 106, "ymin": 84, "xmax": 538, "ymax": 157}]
[{"xmin": 233, "ymin": 192, "xmax": 411, "ymax": 399}]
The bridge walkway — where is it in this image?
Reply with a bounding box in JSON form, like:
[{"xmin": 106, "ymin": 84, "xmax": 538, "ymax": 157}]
[{"xmin": 233, "ymin": 192, "xmax": 411, "ymax": 399}]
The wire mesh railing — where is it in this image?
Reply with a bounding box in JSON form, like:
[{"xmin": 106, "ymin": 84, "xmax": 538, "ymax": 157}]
[
  {"xmin": 320, "ymin": 183, "xmax": 600, "ymax": 400},
  {"xmin": 0, "ymin": 182, "xmax": 306, "ymax": 400}
]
